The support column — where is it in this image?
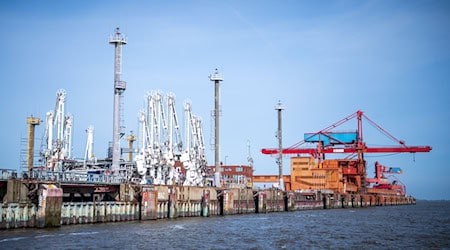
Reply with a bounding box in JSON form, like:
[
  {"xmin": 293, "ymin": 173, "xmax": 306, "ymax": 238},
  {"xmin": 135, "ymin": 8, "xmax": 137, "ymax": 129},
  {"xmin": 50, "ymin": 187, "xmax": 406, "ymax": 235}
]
[
  {"xmin": 26, "ymin": 117, "xmax": 41, "ymax": 172},
  {"xmin": 168, "ymin": 187, "xmax": 177, "ymax": 219},
  {"xmin": 36, "ymin": 184, "xmax": 62, "ymax": 228},
  {"xmin": 141, "ymin": 187, "xmax": 158, "ymax": 220},
  {"xmin": 202, "ymin": 189, "xmax": 210, "ymax": 217}
]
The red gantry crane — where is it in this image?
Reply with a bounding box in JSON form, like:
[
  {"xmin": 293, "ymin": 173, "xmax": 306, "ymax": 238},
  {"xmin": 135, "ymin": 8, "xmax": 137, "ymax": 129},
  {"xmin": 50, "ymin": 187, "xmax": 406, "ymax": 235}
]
[{"xmin": 261, "ymin": 110, "xmax": 432, "ymax": 194}]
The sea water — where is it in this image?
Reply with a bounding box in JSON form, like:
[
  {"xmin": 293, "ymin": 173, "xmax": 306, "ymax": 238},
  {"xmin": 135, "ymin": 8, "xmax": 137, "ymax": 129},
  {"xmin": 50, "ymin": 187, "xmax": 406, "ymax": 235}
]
[{"xmin": 0, "ymin": 201, "xmax": 448, "ymax": 249}]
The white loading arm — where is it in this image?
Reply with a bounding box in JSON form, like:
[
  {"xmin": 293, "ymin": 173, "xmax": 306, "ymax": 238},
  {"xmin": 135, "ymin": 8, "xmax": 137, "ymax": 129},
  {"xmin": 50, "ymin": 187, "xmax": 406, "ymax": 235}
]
[
  {"xmin": 136, "ymin": 110, "xmax": 150, "ymax": 176},
  {"xmin": 54, "ymin": 89, "xmax": 66, "ymax": 143},
  {"xmin": 45, "ymin": 111, "xmax": 54, "ymax": 151},
  {"xmin": 41, "ymin": 89, "xmax": 72, "ymax": 168},
  {"xmin": 84, "ymin": 126, "xmax": 95, "ymax": 165},
  {"xmin": 166, "ymin": 94, "xmax": 175, "ymax": 165},
  {"xmin": 63, "ymin": 114, "xmax": 73, "ymax": 159},
  {"xmin": 194, "ymin": 116, "xmax": 206, "ymax": 162},
  {"xmin": 182, "ymin": 101, "xmax": 193, "ymax": 159},
  {"xmin": 168, "ymin": 93, "xmax": 183, "ymax": 153},
  {"xmin": 152, "ymin": 92, "xmax": 164, "ymax": 160}
]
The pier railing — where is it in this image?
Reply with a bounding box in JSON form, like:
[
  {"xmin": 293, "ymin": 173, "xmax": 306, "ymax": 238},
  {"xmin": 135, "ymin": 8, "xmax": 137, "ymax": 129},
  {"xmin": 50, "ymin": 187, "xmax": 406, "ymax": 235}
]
[
  {"xmin": 29, "ymin": 170, "xmax": 129, "ymax": 184},
  {"xmin": 0, "ymin": 169, "xmax": 129, "ymax": 184},
  {"xmin": 0, "ymin": 169, "xmax": 18, "ymax": 180}
]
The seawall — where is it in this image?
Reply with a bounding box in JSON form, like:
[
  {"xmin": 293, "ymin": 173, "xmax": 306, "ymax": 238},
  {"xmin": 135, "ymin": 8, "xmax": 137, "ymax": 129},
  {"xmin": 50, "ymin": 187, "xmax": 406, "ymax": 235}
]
[{"xmin": 0, "ymin": 179, "xmax": 415, "ymax": 230}]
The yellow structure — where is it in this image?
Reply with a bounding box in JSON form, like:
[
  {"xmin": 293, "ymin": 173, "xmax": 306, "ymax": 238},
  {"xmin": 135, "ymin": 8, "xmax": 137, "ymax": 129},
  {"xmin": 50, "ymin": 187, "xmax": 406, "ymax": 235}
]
[
  {"xmin": 27, "ymin": 116, "xmax": 41, "ymax": 171},
  {"xmin": 127, "ymin": 133, "xmax": 136, "ymax": 162}
]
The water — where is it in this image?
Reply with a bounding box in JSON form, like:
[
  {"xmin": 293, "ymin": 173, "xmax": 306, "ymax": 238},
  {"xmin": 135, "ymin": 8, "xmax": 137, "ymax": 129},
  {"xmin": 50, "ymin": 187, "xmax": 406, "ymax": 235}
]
[{"xmin": 0, "ymin": 201, "xmax": 449, "ymax": 249}]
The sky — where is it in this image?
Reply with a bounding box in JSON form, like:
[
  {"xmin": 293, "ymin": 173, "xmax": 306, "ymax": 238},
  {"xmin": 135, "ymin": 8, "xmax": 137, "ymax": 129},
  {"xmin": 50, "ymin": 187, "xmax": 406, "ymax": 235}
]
[{"xmin": 0, "ymin": 0, "xmax": 449, "ymax": 200}]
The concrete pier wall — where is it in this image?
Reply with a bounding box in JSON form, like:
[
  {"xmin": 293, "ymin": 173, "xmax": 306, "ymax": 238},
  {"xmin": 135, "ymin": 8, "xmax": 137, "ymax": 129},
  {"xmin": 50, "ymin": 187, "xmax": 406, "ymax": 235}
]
[
  {"xmin": 0, "ymin": 179, "xmax": 417, "ymax": 230},
  {"xmin": 256, "ymin": 189, "xmax": 285, "ymax": 213},
  {"xmin": 61, "ymin": 202, "xmax": 139, "ymax": 225},
  {"xmin": 0, "ymin": 203, "xmax": 36, "ymax": 229},
  {"xmin": 5, "ymin": 179, "xmax": 30, "ymax": 203},
  {"xmin": 177, "ymin": 186, "xmax": 203, "ymax": 217},
  {"xmin": 287, "ymin": 191, "xmax": 323, "ymax": 211},
  {"xmin": 232, "ymin": 188, "xmax": 256, "ymax": 214}
]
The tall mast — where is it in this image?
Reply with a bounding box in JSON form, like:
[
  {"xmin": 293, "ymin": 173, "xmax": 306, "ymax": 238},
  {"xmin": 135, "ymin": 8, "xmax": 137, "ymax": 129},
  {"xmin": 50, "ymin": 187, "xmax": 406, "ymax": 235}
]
[
  {"xmin": 275, "ymin": 101, "xmax": 284, "ymax": 191},
  {"xmin": 109, "ymin": 27, "xmax": 127, "ymax": 172},
  {"xmin": 209, "ymin": 69, "xmax": 223, "ymax": 187}
]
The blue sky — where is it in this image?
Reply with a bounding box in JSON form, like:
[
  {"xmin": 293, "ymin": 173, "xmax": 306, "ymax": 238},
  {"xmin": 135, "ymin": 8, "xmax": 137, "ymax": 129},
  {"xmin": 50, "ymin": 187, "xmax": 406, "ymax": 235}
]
[{"xmin": 1, "ymin": 1, "xmax": 449, "ymax": 200}]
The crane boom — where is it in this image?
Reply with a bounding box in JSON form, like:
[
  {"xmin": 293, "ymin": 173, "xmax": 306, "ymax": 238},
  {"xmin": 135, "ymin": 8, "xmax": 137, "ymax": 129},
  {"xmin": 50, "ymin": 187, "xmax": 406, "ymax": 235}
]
[
  {"xmin": 261, "ymin": 110, "xmax": 432, "ymax": 156},
  {"xmin": 260, "ymin": 109, "xmax": 431, "ymax": 194},
  {"xmin": 261, "ymin": 146, "xmax": 432, "ymax": 155}
]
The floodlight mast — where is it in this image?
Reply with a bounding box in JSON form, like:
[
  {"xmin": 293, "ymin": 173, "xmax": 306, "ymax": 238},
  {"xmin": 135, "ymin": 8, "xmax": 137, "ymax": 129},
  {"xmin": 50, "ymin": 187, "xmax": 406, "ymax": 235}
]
[
  {"xmin": 109, "ymin": 27, "xmax": 127, "ymax": 172},
  {"xmin": 209, "ymin": 69, "xmax": 223, "ymax": 187},
  {"xmin": 275, "ymin": 101, "xmax": 284, "ymax": 191}
]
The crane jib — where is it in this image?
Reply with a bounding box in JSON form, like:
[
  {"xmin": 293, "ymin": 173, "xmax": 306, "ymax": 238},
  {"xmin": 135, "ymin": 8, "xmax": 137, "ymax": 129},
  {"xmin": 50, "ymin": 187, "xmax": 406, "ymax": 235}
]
[{"xmin": 261, "ymin": 146, "xmax": 432, "ymax": 155}]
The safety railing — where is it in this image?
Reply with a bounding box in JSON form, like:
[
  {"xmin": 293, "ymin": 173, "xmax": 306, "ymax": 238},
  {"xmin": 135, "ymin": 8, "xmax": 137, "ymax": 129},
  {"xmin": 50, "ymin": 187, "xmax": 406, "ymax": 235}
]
[
  {"xmin": 0, "ymin": 168, "xmax": 130, "ymax": 184},
  {"xmin": 0, "ymin": 169, "xmax": 18, "ymax": 180}
]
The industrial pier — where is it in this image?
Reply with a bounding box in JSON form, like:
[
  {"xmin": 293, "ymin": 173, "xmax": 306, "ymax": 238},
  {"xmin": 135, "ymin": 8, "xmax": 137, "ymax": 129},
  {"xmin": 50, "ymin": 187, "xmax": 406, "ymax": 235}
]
[
  {"xmin": 0, "ymin": 173, "xmax": 416, "ymax": 229},
  {"xmin": 0, "ymin": 28, "xmax": 428, "ymax": 230}
]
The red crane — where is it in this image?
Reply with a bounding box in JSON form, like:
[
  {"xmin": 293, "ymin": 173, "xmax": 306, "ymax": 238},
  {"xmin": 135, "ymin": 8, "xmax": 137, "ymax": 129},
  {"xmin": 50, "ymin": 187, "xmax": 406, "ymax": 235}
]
[
  {"xmin": 261, "ymin": 110, "xmax": 432, "ymax": 157},
  {"xmin": 261, "ymin": 110, "xmax": 431, "ymax": 194}
]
